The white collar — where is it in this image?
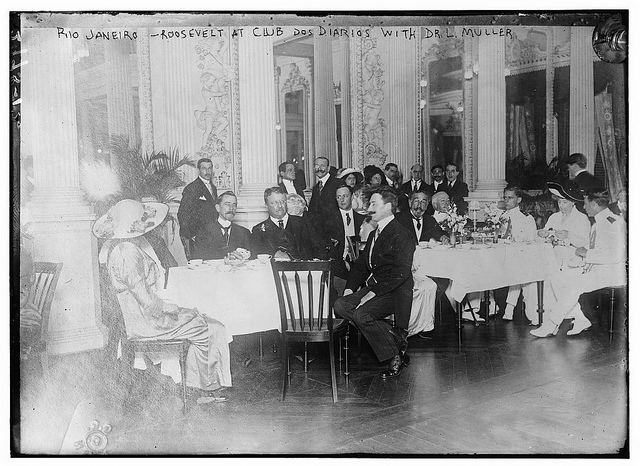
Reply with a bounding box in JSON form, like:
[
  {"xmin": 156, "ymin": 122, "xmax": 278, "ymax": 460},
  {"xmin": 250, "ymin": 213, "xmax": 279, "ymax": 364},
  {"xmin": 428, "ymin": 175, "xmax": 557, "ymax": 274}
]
[
  {"xmin": 386, "ymin": 176, "xmax": 394, "ymax": 185},
  {"xmin": 199, "ymin": 176, "xmax": 211, "ymax": 185},
  {"xmin": 574, "ymin": 168, "xmax": 588, "ymax": 177},
  {"xmin": 317, "ymin": 173, "xmax": 330, "ymax": 184},
  {"xmin": 218, "ymin": 217, "xmax": 232, "ymax": 228},
  {"xmin": 271, "ymin": 213, "xmax": 289, "ymax": 226},
  {"xmin": 594, "ymin": 207, "xmax": 614, "ymax": 223},
  {"xmin": 340, "ymin": 208, "xmax": 354, "ymax": 217},
  {"xmin": 376, "ymin": 215, "xmax": 394, "ymax": 233},
  {"xmin": 282, "ymin": 178, "xmax": 294, "ymax": 186},
  {"xmin": 448, "ymin": 179, "xmax": 456, "ymax": 186}
]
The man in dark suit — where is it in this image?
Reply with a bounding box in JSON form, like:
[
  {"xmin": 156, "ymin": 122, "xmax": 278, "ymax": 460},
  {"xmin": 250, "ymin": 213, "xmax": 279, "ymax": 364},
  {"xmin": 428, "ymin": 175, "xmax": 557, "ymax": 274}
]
[
  {"xmin": 396, "ymin": 191, "xmax": 448, "ymax": 244},
  {"xmin": 307, "ymin": 156, "xmax": 345, "ymax": 227},
  {"xmin": 443, "ymin": 162, "xmax": 469, "ymax": 215},
  {"xmin": 193, "ymin": 191, "xmax": 251, "ymax": 260},
  {"xmin": 251, "ymin": 187, "xmax": 327, "ymax": 260},
  {"xmin": 177, "ymin": 158, "xmax": 218, "ymax": 259},
  {"xmin": 427, "ymin": 164, "xmax": 446, "ymax": 195},
  {"xmin": 566, "ymin": 152, "xmax": 599, "ymax": 216},
  {"xmin": 567, "ymin": 153, "xmax": 598, "ymax": 194},
  {"xmin": 277, "ymin": 161, "xmax": 305, "ymax": 197},
  {"xmin": 334, "ymin": 186, "xmax": 416, "ymax": 379},
  {"xmin": 322, "ymin": 186, "xmax": 365, "ymax": 300},
  {"xmin": 401, "ymin": 164, "xmax": 429, "ymax": 198}
]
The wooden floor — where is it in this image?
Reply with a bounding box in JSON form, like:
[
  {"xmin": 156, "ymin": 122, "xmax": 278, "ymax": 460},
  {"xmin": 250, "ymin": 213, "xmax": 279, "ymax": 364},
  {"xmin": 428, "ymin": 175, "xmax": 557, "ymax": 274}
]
[{"xmin": 14, "ymin": 292, "xmax": 629, "ymax": 456}]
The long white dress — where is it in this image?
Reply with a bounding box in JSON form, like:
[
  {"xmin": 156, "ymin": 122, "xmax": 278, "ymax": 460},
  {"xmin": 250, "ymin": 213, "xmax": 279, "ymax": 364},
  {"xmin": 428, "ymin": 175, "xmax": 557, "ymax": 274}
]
[{"xmin": 105, "ymin": 238, "xmax": 232, "ymax": 390}]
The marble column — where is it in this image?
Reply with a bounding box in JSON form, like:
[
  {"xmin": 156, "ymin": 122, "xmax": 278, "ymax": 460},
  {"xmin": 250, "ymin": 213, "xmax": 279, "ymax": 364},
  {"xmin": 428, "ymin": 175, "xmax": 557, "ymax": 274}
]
[
  {"xmin": 339, "ymin": 37, "xmax": 353, "ymax": 168},
  {"xmin": 105, "ymin": 40, "xmax": 137, "ymax": 147},
  {"xmin": 137, "ymin": 28, "xmax": 154, "ymax": 157},
  {"xmin": 385, "ymin": 32, "xmax": 418, "ymax": 177},
  {"xmin": 236, "ymin": 34, "xmax": 279, "ymax": 227},
  {"xmin": 470, "ymin": 33, "xmax": 508, "ymax": 205},
  {"xmin": 313, "ymin": 34, "xmax": 338, "ymax": 165},
  {"xmin": 22, "ymin": 28, "xmax": 108, "ymax": 355},
  {"xmin": 569, "ymin": 26, "xmax": 596, "ymax": 173}
]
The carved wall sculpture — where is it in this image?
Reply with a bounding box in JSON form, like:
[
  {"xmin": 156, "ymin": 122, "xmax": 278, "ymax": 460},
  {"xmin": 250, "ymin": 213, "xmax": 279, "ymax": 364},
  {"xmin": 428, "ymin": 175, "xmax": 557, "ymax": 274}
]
[
  {"xmin": 353, "ymin": 33, "xmax": 388, "ymax": 168},
  {"xmin": 193, "ymin": 34, "xmax": 234, "ymax": 189}
]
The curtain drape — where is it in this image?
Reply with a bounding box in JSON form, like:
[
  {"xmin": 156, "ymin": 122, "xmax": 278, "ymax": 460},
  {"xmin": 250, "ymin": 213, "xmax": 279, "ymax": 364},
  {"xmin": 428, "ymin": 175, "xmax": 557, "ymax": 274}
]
[
  {"xmin": 594, "ymin": 88, "xmax": 624, "ymax": 202},
  {"xmin": 508, "ymin": 101, "xmax": 537, "ymax": 167}
]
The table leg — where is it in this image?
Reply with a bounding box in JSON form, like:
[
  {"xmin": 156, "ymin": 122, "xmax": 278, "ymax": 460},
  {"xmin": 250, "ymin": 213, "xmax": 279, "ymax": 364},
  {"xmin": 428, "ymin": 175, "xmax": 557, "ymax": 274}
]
[
  {"xmin": 537, "ymin": 280, "xmax": 544, "ymax": 325},
  {"xmin": 259, "ymin": 333, "xmax": 264, "ymax": 360},
  {"xmin": 457, "ymin": 301, "xmax": 462, "ymax": 350},
  {"xmin": 484, "ymin": 290, "xmax": 492, "ymax": 324}
]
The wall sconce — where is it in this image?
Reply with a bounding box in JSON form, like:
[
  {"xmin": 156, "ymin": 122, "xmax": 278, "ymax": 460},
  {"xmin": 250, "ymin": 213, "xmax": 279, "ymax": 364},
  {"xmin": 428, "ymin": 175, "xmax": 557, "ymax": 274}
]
[
  {"xmin": 275, "ymin": 124, "xmax": 281, "ymax": 131},
  {"xmin": 464, "ymin": 69, "xmax": 473, "ymax": 80},
  {"xmin": 420, "ymin": 79, "xmax": 427, "ymax": 87},
  {"xmin": 419, "ymin": 99, "xmax": 427, "ymax": 109}
]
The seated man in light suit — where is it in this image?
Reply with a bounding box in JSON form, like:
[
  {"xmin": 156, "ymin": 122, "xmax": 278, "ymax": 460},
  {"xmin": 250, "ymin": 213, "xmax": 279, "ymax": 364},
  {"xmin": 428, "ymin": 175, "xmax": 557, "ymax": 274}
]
[
  {"xmin": 250, "ymin": 187, "xmax": 327, "ymax": 260},
  {"xmin": 193, "ymin": 191, "xmax": 251, "ymax": 260},
  {"xmin": 499, "ymin": 185, "xmax": 538, "ymax": 321},
  {"xmin": 531, "ymin": 188, "xmax": 626, "ymax": 337},
  {"xmin": 334, "ymin": 186, "xmax": 416, "ymax": 380}
]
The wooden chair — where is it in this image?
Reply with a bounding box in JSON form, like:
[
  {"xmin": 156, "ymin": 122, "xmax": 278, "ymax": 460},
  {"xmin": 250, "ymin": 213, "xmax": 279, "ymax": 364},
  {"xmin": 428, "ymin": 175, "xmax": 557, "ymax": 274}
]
[
  {"xmin": 271, "ymin": 260, "xmax": 348, "ymax": 402},
  {"xmin": 112, "ymin": 269, "xmax": 191, "ymax": 413},
  {"xmin": 23, "ymin": 262, "xmax": 63, "ymax": 384},
  {"xmin": 120, "ymin": 336, "xmax": 191, "ymax": 413}
]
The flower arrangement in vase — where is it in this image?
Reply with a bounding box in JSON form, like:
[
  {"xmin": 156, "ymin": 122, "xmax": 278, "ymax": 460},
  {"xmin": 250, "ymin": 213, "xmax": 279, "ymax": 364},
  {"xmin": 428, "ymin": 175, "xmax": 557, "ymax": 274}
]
[{"xmin": 434, "ymin": 203, "xmax": 468, "ymax": 245}]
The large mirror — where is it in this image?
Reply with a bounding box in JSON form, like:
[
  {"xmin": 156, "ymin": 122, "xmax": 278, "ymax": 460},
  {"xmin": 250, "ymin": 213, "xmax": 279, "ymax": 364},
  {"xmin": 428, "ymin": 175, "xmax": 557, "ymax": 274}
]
[{"xmin": 421, "ymin": 35, "xmax": 466, "ymax": 181}]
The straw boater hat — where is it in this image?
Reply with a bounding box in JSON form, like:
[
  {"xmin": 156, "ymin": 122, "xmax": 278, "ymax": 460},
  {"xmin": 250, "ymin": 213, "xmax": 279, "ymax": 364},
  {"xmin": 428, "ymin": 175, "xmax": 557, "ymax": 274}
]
[
  {"xmin": 546, "ymin": 181, "xmax": 582, "ymax": 202},
  {"xmin": 92, "ymin": 199, "xmax": 169, "ymax": 239},
  {"xmin": 337, "ymin": 167, "xmax": 364, "ymax": 185}
]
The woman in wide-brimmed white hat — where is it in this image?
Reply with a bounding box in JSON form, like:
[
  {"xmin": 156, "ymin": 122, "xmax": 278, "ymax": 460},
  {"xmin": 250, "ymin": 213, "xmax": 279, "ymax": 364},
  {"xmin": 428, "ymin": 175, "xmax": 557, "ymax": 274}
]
[{"xmin": 94, "ymin": 199, "xmax": 231, "ymax": 401}]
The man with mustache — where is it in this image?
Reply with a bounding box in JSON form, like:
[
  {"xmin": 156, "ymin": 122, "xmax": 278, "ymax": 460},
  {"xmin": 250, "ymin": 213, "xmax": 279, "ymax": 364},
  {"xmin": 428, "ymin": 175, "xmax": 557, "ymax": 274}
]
[
  {"xmin": 193, "ymin": 191, "xmax": 251, "ymax": 260},
  {"xmin": 250, "ymin": 187, "xmax": 326, "ymax": 260},
  {"xmin": 178, "ymin": 158, "xmax": 218, "ymax": 259},
  {"xmin": 334, "ymin": 186, "xmax": 416, "ymax": 379},
  {"xmin": 307, "ymin": 156, "xmax": 345, "ymax": 229}
]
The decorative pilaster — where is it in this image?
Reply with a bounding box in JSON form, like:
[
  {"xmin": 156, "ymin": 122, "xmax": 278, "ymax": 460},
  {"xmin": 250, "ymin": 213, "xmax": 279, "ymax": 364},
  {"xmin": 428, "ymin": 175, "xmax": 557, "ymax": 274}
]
[
  {"xmin": 462, "ymin": 35, "xmax": 475, "ymax": 189},
  {"xmin": 569, "ymin": 26, "xmax": 596, "ymax": 172},
  {"xmin": 313, "ymin": 33, "xmax": 338, "ymax": 165},
  {"xmin": 385, "ymin": 30, "xmax": 418, "ymax": 174},
  {"xmin": 22, "ymin": 28, "xmax": 108, "ymax": 355},
  {"xmin": 473, "ymin": 33, "xmax": 507, "ymax": 196},
  {"xmin": 339, "ymin": 37, "xmax": 353, "ymax": 168},
  {"xmin": 545, "ymin": 30, "xmax": 556, "ymax": 165}
]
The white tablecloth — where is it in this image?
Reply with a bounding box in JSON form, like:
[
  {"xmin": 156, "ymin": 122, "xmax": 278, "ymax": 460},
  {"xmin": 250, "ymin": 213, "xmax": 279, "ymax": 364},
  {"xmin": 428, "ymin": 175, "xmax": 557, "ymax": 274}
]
[
  {"xmin": 412, "ymin": 242, "xmax": 556, "ymax": 302},
  {"xmin": 161, "ymin": 260, "xmax": 282, "ymax": 337}
]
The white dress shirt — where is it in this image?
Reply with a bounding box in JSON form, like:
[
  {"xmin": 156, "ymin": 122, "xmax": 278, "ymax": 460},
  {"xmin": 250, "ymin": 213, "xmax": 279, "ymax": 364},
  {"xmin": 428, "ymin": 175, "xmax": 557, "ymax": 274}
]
[
  {"xmin": 501, "ymin": 206, "xmax": 537, "ymax": 242},
  {"xmin": 281, "ymin": 179, "xmax": 297, "ymax": 194},
  {"xmin": 270, "ymin": 213, "xmax": 289, "ymax": 229}
]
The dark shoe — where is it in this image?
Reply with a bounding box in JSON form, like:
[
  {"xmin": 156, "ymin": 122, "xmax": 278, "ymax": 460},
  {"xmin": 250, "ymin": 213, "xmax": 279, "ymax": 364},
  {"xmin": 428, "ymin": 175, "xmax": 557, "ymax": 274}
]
[
  {"xmin": 380, "ymin": 355, "xmax": 402, "ymax": 379},
  {"xmin": 389, "ymin": 326, "xmax": 409, "ymax": 353},
  {"xmin": 379, "ymin": 352, "xmax": 409, "ymax": 379},
  {"xmin": 417, "ymin": 330, "xmax": 434, "ymax": 340}
]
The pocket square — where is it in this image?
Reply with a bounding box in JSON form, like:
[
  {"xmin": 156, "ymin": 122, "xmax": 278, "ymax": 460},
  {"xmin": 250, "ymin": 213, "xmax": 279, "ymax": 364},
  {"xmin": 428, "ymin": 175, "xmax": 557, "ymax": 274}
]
[{"xmin": 199, "ymin": 195, "xmax": 207, "ymax": 201}]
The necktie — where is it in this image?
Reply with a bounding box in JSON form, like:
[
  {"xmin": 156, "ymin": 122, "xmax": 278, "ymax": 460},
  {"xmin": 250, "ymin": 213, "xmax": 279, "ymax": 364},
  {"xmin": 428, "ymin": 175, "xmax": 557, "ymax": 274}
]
[
  {"xmin": 278, "ymin": 220, "xmax": 285, "ymax": 230},
  {"xmin": 415, "ymin": 217, "xmax": 421, "ymax": 230},
  {"xmin": 589, "ymin": 225, "xmax": 597, "ymax": 248},
  {"xmin": 414, "ymin": 181, "xmax": 419, "ymax": 192},
  {"xmin": 368, "ymin": 228, "xmax": 380, "ymax": 268},
  {"xmin": 222, "ymin": 226, "xmax": 230, "ymax": 245},
  {"xmin": 346, "ymin": 212, "xmax": 351, "ymax": 226},
  {"xmin": 317, "ymin": 180, "xmax": 323, "ymax": 193}
]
